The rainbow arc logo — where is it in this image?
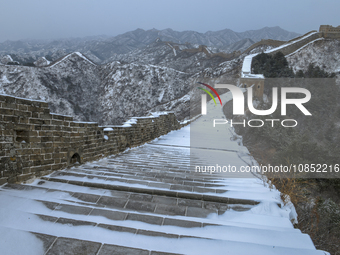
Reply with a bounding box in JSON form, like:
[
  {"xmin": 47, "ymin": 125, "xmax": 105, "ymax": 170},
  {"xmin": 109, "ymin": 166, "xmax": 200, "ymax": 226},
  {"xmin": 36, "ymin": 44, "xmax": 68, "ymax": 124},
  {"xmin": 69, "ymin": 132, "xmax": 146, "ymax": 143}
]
[{"xmin": 197, "ymin": 82, "xmax": 222, "ymax": 106}]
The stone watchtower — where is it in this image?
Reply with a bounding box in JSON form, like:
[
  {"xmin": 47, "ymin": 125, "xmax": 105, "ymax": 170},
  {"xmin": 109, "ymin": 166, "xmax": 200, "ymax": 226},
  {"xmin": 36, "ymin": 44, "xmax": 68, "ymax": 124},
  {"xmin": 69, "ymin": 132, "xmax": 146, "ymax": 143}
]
[{"xmin": 319, "ymin": 25, "xmax": 340, "ymax": 39}]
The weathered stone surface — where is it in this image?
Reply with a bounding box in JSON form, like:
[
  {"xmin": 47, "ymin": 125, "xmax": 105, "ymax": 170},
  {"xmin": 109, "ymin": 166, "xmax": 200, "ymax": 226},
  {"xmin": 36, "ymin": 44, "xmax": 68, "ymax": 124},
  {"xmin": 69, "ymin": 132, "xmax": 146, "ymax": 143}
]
[
  {"xmin": 54, "ymin": 204, "xmax": 93, "ymax": 215},
  {"xmin": 56, "ymin": 218, "xmax": 96, "ymax": 226},
  {"xmin": 71, "ymin": 192, "xmax": 101, "ymax": 203},
  {"xmin": 90, "ymin": 209, "xmax": 127, "ymax": 221},
  {"xmin": 125, "ymin": 213, "xmax": 163, "ymax": 225},
  {"xmin": 98, "ymin": 244, "xmax": 149, "ymax": 255},
  {"xmin": 163, "ymin": 218, "xmax": 202, "ymax": 228},
  {"xmin": 46, "ymin": 237, "xmax": 101, "ymax": 255},
  {"xmin": 155, "ymin": 204, "xmax": 186, "ymax": 216},
  {"xmin": 136, "ymin": 229, "xmax": 178, "ymax": 239},
  {"xmin": 31, "ymin": 232, "xmax": 57, "ymax": 253},
  {"xmin": 152, "ymin": 196, "xmax": 178, "ymax": 205},
  {"xmin": 125, "ymin": 200, "xmax": 156, "ymax": 212},
  {"xmin": 150, "ymin": 251, "xmax": 184, "ymax": 255},
  {"xmin": 186, "ymin": 207, "xmax": 217, "ymax": 218},
  {"xmin": 97, "ymin": 196, "xmax": 128, "ymax": 209},
  {"xmin": 97, "ymin": 224, "xmax": 137, "ymax": 234}
]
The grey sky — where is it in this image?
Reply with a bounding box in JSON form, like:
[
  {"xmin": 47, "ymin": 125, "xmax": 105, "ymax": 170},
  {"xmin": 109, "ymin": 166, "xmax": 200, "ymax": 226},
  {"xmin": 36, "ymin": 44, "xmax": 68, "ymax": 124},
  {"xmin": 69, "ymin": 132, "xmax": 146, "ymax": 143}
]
[{"xmin": 0, "ymin": 0, "xmax": 339, "ymax": 42}]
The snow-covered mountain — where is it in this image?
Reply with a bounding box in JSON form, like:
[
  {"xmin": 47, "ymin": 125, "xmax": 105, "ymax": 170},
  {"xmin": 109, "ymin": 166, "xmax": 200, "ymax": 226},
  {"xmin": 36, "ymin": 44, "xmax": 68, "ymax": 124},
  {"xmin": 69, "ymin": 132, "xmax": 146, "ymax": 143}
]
[
  {"xmin": 0, "ymin": 52, "xmax": 102, "ymax": 122},
  {"xmin": 98, "ymin": 62, "xmax": 191, "ymax": 124},
  {"xmin": 2, "ymin": 31, "xmax": 337, "ymax": 127},
  {"xmin": 0, "ymin": 51, "xmax": 191, "ymax": 124},
  {"xmin": 108, "ymin": 40, "xmax": 236, "ymax": 74},
  {"xmin": 0, "ymin": 26, "xmax": 299, "ymax": 64}
]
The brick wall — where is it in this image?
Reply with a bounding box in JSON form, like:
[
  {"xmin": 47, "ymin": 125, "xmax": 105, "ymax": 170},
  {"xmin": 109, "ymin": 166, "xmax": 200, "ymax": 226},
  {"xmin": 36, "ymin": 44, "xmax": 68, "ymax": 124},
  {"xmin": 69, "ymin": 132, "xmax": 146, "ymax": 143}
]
[{"xmin": 0, "ymin": 94, "xmax": 181, "ymax": 185}]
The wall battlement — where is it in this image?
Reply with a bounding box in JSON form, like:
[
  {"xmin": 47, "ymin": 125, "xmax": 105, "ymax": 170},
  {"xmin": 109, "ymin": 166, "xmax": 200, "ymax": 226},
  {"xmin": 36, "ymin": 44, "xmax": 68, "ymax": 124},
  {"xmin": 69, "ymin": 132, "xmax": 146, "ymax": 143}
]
[
  {"xmin": 319, "ymin": 25, "xmax": 340, "ymax": 39},
  {"xmin": 0, "ymin": 94, "xmax": 181, "ymax": 185}
]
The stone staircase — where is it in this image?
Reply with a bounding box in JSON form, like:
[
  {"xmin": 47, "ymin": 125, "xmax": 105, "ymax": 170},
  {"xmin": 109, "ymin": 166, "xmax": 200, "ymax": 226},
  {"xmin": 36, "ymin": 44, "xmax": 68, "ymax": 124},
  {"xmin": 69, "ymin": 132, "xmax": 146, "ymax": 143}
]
[{"xmin": 0, "ymin": 129, "xmax": 326, "ymax": 255}]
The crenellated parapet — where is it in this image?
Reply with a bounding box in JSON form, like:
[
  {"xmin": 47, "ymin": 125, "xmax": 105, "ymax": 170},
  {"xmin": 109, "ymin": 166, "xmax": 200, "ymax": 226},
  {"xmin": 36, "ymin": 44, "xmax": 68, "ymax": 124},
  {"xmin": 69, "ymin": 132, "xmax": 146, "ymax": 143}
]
[{"xmin": 0, "ymin": 94, "xmax": 182, "ymax": 185}]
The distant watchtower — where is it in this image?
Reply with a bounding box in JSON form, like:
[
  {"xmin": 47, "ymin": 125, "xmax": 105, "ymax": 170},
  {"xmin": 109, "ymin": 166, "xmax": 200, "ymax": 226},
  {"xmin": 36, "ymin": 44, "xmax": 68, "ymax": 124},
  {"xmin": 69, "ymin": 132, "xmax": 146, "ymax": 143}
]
[{"xmin": 319, "ymin": 25, "xmax": 340, "ymax": 39}]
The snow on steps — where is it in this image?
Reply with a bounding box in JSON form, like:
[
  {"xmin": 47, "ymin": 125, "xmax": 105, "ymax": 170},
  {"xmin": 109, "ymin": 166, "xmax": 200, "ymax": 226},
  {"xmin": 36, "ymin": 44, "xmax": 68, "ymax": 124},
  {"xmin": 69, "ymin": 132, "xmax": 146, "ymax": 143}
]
[
  {"xmin": 0, "ymin": 145, "xmax": 326, "ymax": 254},
  {"xmin": 0, "ymin": 181, "xmax": 323, "ymax": 255}
]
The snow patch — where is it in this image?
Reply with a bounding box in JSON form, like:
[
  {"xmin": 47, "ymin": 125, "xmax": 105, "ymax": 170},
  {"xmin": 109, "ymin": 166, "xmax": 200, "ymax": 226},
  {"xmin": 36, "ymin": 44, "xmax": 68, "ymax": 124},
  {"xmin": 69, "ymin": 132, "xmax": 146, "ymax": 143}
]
[
  {"xmin": 158, "ymin": 89, "xmax": 165, "ymax": 102},
  {"xmin": 0, "ymin": 75, "xmax": 10, "ymax": 84},
  {"xmin": 49, "ymin": 52, "xmax": 96, "ymax": 68}
]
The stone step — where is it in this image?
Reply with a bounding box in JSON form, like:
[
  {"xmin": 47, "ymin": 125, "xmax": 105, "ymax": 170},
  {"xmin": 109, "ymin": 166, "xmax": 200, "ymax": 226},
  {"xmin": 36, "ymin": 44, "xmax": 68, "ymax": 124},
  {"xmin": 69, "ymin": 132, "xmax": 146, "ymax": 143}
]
[
  {"xmin": 1, "ymin": 182, "xmax": 292, "ymax": 231},
  {"xmin": 52, "ymin": 169, "xmax": 227, "ymax": 190},
  {"xmin": 1, "ymin": 183, "xmax": 256, "ymax": 220},
  {"xmin": 79, "ymin": 161, "xmax": 213, "ymax": 178},
  {"xmin": 0, "ymin": 226, "xmax": 182, "ymax": 255},
  {"xmin": 39, "ymin": 176, "xmax": 260, "ymax": 208},
  {"xmin": 65, "ymin": 167, "xmax": 220, "ymax": 185},
  {"xmin": 0, "ymin": 191, "xmax": 312, "ymax": 251},
  {"xmin": 30, "ymin": 212, "xmax": 312, "ymax": 249},
  {"xmin": 0, "ymin": 222, "xmax": 323, "ymax": 255}
]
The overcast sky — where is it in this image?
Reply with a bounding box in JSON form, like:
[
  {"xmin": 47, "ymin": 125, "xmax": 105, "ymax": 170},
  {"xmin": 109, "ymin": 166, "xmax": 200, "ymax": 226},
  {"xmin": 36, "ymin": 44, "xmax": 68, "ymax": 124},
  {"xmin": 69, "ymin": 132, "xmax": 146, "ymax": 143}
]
[{"xmin": 0, "ymin": 0, "xmax": 339, "ymax": 42}]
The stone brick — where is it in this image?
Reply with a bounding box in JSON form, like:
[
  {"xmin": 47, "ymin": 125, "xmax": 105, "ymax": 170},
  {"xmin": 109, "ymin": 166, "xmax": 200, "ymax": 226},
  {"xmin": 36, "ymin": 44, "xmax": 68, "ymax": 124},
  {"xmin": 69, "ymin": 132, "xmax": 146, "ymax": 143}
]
[
  {"xmin": 27, "ymin": 106, "xmax": 44, "ymax": 113},
  {"xmin": 41, "ymin": 136, "xmax": 53, "ymax": 143},
  {"xmin": 19, "ymin": 118, "xmax": 29, "ymax": 124},
  {"xmin": 44, "ymin": 154, "xmax": 52, "ymax": 159},
  {"xmin": 29, "ymin": 137, "xmax": 41, "ymax": 143},
  {"xmin": 17, "ymin": 173, "xmax": 34, "ymax": 182},
  {"xmin": 51, "ymin": 120, "xmax": 62, "ymax": 125},
  {"xmin": 30, "ymin": 118, "xmax": 50, "ymax": 125},
  {"xmin": 51, "ymin": 164, "xmax": 66, "ymax": 170},
  {"xmin": 22, "ymin": 167, "xmax": 31, "ymax": 174},
  {"xmin": 0, "ymin": 177, "xmax": 7, "ymax": 185},
  {"xmin": 4, "ymin": 96, "xmax": 16, "ymax": 104},
  {"xmin": 15, "ymin": 123, "xmax": 32, "ymax": 131},
  {"xmin": 2, "ymin": 102, "xmax": 17, "ymax": 109},
  {"xmin": 4, "ymin": 116, "xmax": 19, "ymax": 123},
  {"xmin": 32, "ymin": 112, "xmax": 39, "ymax": 118},
  {"xmin": 52, "ymin": 114, "xmax": 65, "ymax": 120},
  {"xmin": 0, "ymin": 108, "xmax": 14, "ymax": 115},
  {"xmin": 40, "ymin": 113, "xmax": 52, "ymax": 120},
  {"xmin": 17, "ymin": 104, "xmax": 28, "ymax": 111},
  {"xmin": 40, "ymin": 102, "xmax": 49, "ymax": 108},
  {"xmin": 41, "ymin": 159, "xmax": 54, "ymax": 166}
]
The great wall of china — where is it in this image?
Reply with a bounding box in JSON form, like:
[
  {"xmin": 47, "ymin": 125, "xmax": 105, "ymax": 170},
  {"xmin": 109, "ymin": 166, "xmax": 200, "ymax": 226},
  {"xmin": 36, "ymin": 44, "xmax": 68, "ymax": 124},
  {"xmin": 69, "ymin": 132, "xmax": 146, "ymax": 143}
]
[
  {"xmin": 240, "ymin": 25, "xmax": 340, "ymax": 97},
  {"xmin": 0, "ymin": 25, "xmax": 337, "ymax": 255},
  {"xmin": 0, "ymin": 94, "xmax": 182, "ymax": 185}
]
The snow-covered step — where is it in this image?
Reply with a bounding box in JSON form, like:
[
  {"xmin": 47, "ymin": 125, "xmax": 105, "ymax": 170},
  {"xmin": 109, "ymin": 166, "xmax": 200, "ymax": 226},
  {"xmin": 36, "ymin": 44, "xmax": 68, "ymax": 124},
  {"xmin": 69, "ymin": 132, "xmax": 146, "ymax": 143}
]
[
  {"xmin": 1, "ymin": 183, "xmax": 257, "ymax": 220},
  {"xmin": 42, "ymin": 171, "xmax": 230, "ymax": 195},
  {"xmin": 0, "ymin": 190, "xmax": 322, "ymax": 255}
]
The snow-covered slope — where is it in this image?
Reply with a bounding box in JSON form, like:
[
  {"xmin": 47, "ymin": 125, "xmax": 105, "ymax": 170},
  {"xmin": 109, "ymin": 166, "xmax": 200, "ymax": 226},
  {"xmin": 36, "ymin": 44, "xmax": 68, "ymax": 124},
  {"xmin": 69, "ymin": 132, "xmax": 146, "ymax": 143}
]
[
  {"xmin": 0, "ymin": 52, "xmax": 102, "ymax": 122},
  {"xmin": 286, "ymin": 39, "xmax": 340, "ymax": 74},
  {"xmin": 98, "ymin": 62, "xmax": 191, "ymax": 124}
]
